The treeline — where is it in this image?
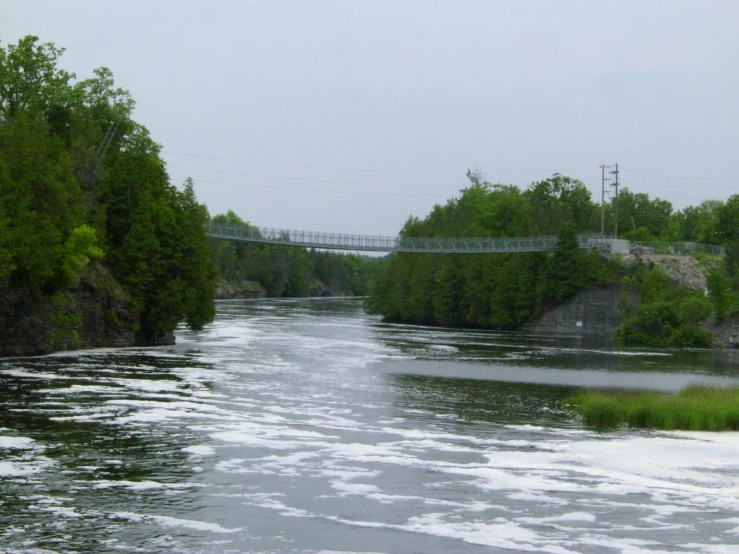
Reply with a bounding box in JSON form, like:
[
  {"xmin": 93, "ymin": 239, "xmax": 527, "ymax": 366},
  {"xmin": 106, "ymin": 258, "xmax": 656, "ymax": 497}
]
[
  {"xmin": 209, "ymin": 211, "xmax": 385, "ymax": 297},
  {"xmin": 365, "ymin": 174, "xmax": 614, "ymax": 328},
  {"xmin": 366, "ymin": 171, "xmax": 739, "ymax": 343},
  {"xmin": 0, "ymin": 36, "xmax": 216, "ymax": 348}
]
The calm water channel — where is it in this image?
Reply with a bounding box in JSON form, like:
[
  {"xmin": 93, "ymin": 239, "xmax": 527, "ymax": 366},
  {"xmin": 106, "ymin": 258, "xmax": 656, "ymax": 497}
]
[{"xmin": 2, "ymin": 298, "xmax": 739, "ymax": 553}]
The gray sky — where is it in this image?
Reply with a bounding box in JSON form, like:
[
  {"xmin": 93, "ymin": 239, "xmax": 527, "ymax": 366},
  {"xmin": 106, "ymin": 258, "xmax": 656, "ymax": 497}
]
[{"xmin": 2, "ymin": 0, "xmax": 738, "ymax": 236}]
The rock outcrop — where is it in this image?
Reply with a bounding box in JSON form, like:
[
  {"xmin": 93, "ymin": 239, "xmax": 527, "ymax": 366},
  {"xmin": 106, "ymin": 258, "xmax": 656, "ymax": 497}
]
[
  {"xmin": 621, "ymin": 254, "xmax": 708, "ymax": 293},
  {"xmin": 703, "ymin": 317, "xmax": 739, "ymax": 349},
  {"xmin": 214, "ymin": 279, "xmax": 267, "ymax": 299},
  {"xmin": 0, "ymin": 263, "xmax": 156, "ymax": 357}
]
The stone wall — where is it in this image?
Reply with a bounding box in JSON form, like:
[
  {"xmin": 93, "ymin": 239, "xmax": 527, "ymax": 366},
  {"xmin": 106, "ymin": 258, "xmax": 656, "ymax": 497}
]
[{"xmin": 527, "ymin": 285, "xmax": 636, "ymax": 339}]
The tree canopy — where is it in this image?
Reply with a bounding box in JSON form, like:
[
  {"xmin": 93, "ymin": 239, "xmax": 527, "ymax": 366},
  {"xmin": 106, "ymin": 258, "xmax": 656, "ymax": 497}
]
[
  {"xmin": 366, "ymin": 173, "xmax": 613, "ymax": 329},
  {"xmin": 366, "ymin": 171, "xmax": 738, "ymax": 335},
  {"xmin": 0, "ymin": 36, "xmax": 217, "ymax": 344}
]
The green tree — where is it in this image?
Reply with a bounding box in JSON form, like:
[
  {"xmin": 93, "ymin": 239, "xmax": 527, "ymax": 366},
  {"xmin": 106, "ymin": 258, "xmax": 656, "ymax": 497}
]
[
  {"xmin": 0, "ymin": 110, "xmax": 84, "ymax": 290},
  {"xmin": 673, "ymin": 200, "xmax": 722, "ymax": 243},
  {"xmin": 538, "ymin": 225, "xmax": 606, "ymax": 304},
  {"xmin": 60, "ymin": 225, "xmax": 104, "ymax": 283},
  {"xmin": 116, "ymin": 180, "xmax": 217, "ymax": 341},
  {"xmin": 614, "ymin": 189, "xmax": 673, "ymax": 239},
  {"xmin": 0, "ymin": 35, "xmax": 74, "ymax": 119},
  {"xmin": 526, "ymin": 174, "xmax": 598, "ymax": 234}
]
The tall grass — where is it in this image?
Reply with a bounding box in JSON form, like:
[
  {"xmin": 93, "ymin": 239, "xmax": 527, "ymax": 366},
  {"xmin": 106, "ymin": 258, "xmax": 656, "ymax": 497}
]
[{"xmin": 563, "ymin": 386, "xmax": 739, "ymax": 431}]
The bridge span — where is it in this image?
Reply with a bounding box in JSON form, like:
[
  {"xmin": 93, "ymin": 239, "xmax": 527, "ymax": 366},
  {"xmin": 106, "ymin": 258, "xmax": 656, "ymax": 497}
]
[{"xmin": 205, "ymin": 223, "xmax": 723, "ymax": 256}]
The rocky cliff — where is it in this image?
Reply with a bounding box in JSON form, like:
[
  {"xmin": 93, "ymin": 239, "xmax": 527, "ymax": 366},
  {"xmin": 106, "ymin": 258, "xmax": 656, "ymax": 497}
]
[
  {"xmin": 529, "ymin": 254, "xmax": 739, "ymax": 348},
  {"xmin": 628, "ymin": 254, "xmax": 739, "ymax": 348},
  {"xmin": 0, "ymin": 263, "xmax": 169, "ymax": 357},
  {"xmin": 214, "ymin": 279, "xmax": 267, "ymax": 299}
]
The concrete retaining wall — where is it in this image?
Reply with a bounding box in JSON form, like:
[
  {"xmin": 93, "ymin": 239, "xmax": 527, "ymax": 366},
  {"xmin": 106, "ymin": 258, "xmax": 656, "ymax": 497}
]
[{"xmin": 529, "ymin": 285, "xmax": 636, "ymax": 338}]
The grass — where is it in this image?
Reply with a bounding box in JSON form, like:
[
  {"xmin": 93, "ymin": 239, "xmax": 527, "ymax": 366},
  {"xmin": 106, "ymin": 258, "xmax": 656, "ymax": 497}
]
[{"xmin": 562, "ymin": 385, "xmax": 739, "ymax": 431}]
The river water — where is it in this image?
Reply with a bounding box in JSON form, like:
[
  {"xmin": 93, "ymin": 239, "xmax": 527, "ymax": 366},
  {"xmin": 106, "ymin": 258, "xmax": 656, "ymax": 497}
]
[{"xmin": 2, "ymin": 298, "xmax": 739, "ymax": 553}]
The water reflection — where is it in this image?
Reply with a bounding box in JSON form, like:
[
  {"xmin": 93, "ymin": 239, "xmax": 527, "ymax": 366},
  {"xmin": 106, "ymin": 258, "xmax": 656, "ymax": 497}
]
[
  {"xmin": 0, "ymin": 351, "xmax": 216, "ymax": 552},
  {"xmin": 368, "ymin": 311, "xmax": 739, "ymax": 390},
  {"xmin": 389, "ymin": 373, "xmax": 580, "ymax": 428}
]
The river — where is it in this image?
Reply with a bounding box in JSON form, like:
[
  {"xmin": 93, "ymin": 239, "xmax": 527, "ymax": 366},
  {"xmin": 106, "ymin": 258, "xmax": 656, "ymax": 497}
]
[{"xmin": 2, "ymin": 298, "xmax": 739, "ymax": 553}]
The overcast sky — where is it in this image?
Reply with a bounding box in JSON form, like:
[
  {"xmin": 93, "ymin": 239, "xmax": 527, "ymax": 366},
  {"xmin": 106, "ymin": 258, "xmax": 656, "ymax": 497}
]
[{"xmin": 2, "ymin": 0, "xmax": 738, "ymax": 236}]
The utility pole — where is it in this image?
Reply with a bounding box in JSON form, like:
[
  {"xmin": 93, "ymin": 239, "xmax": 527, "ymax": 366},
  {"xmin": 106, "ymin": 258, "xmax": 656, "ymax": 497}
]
[
  {"xmin": 610, "ymin": 163, "xmax": 619, "ymax": 237},
  {"xmin": 600, "ymin": 165, "xmax": 606, "ymax": 236}
]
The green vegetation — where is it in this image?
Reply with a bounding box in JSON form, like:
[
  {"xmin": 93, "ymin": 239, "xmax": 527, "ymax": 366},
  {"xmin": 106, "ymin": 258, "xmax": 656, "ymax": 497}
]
[
  {"xmin": 563, "ymin": 386, "xmax": 739, "ymax": 431},
  {"xmin": 366, "ymin": 173, "xmax": 616, "ymax": 328},
  {"xmin": 706, "ymin": 196, "xmax": 739, "ymax": 320},
  {"xmin": 367, "ymin": 170, "xmax": 739, "ymax": 342},
  {"xmin": 615, "ymin": 265, "xmax": 713, "ymax": 347},
  {"xmin": 615, "ymin": 194, "xmax": 739, "ymax": 347},
  {"xmin": 0, "ymin": 36, "xmax": 217, "ymax": 347},
  {"xmin": 209, "ymin": 210, "xmax": 385, "ymax": 297}
]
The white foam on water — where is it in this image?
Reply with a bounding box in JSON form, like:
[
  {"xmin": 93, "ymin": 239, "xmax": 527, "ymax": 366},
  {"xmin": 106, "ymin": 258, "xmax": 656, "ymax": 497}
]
[
  {"xmin": 0, "ymin": 368, "xmax": 71, "ymax": 380},
  {"xmin": 322, "ymin": 512, "xmax": 575, "ymax": 554},
  {"xmin": 0, "ymin": 434, "xmax": 54, "ymax": 478},
  {"xmin": 330, "ymin": 480, "xmax": 381, "ymax": 496},
  {"xmin": 240, "ymin": 494, "xmax": 314, "ymax": 518},
  {"xmin": 34, "ymin": 505, "xmax": 81, "ymax": 518},
  {"xmin": 92, "ymin": 480, "xmax": 205, "ymax": 491},
  {"xmin": 317, "ymin": 551, "xmax": 389, "ymax": 554},
  {"xmin": 182, "ymin": 444, "xmax": 216, "ymax": 456},
  {"xmin": 110, "ymin": 511, "xmax": 242, "ymax": 533},
  {"xmin": 428, "ymin": 345, "xmax": 459, "ymax": 352},
  {"xmin": 6, "ymin": 300, "xmax": 739, "ymax": 554},
  {"xmin": 33, "ymin": 384, "xmax": 121, "ymax": 395},
  {"xmin": 0, "ymin": 461, "xmax": 41, "ymax": 478},
  {"xmin": 518, "ymin": 512, "xmax": 597, "ymax": 524},
  {"xmin": 683, "ymin": 545, "xmax": 739, "ymax": 554},
  {"xmin": 0, "ymin": 436, "xmax": 35, "ymax": 449}
]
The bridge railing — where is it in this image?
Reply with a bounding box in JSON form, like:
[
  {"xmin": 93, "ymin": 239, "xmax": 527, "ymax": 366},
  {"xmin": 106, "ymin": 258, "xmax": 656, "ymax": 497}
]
[
  {"xmin": 206, "ymin": 223, "xmax": 400, "ymax": 251},
  {"xmin": 205, "ymin": 223, "xmax": 724, "ymax": 256},
  {"xmin": 205, "ymin": 224, "xmax": 616, "ymax": 253},
  {"xmin": 394, "ymin": 233, "xmax": 611, "ymax": 253}
]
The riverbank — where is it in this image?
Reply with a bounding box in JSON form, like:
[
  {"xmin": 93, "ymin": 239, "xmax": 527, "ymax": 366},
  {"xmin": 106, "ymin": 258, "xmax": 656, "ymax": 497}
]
[
  {"xmin": 0, "ymin": 262, "xmax": 172, "ymax": 357},
  {"xmin": 4, "ymin": 251, "xmax": 737, "ymax": 358},
  {"xmin": 214, "ymin": 278, "xmax": 357, "ymax": 300}
]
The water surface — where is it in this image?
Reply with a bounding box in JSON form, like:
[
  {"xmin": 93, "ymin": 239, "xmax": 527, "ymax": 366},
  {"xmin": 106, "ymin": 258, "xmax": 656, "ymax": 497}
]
[{"xmin": 2, "ymin": 298, "xmax": 739, "ymax": 553}]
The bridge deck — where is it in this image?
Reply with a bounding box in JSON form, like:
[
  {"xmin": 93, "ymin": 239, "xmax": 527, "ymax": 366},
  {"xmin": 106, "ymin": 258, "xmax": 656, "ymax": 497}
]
[{"xmin": 206, "ymin": 223, "xmax": 724, "ymax": 256}]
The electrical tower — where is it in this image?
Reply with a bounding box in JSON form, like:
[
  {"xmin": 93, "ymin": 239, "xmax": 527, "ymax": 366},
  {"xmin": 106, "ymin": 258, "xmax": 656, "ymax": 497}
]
[
  {"xmin": 610, "ymin": 163, "xmax": 619, "ymax": 237},
  {"xmin": 600, "ymin": 164, "xmax": 619, "ymax": 237}
]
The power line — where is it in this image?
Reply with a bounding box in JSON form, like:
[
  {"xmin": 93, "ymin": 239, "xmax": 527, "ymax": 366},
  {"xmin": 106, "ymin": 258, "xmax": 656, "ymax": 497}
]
[
  {"xmin": 618, "ymin": 180, "xmax": 737, "ymax": 191},
  {"xmin": 163, "ymin": 150, "xmax": 738, "ymax": 187},
  {"xmin": 163, "ymin": 150, "xmax": 462, "ymax": 175},
  {"xmin": 163, "ymin": 149, "xmax": 593, "ymax": 177},
  {"xmin": 626, "ymin": 170, "xmax": 735, "ymax": 183},
  {"xmin": 611, "ymin": 163, "xmax": 619, "ymax": 237},
  {"xmin": 168, "ymin": 165, "xmax": 458, "ymax": 188},
  {"xmin": 187, "ymin": 177, "xmax": 455, "ymax": 197}
]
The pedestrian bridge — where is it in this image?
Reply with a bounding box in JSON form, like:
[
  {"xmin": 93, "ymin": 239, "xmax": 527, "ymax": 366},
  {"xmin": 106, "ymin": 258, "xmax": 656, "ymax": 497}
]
[{"xmin": 205, "ymin": 223, "xmax": 724, "ymax": 256}]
